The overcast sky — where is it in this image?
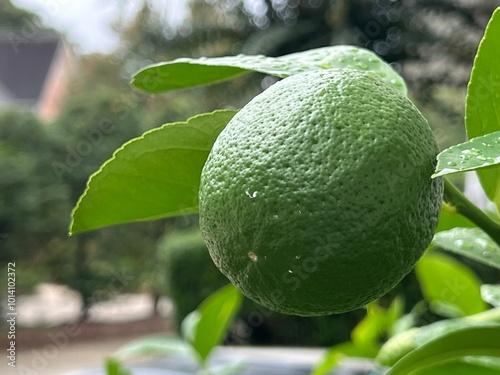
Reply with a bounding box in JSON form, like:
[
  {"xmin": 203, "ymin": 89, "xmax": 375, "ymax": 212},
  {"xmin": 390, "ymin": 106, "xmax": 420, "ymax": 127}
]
[{"xmin": 11, "ymin": 0, "xmax": 190, "ymax": 54}]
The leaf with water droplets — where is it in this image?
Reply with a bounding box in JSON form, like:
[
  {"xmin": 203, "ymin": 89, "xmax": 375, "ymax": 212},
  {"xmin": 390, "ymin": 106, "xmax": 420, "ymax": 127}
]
[
  {"xmin": 481, "ymin": 284, "xmax": 500, "ymax": 307},
  {"xmin": 433, "ymin": 130, "xmax": 500, "ymax": 178},
  {"xmin": 432, "ymin": 227, "xmax": 500, "ymax": 270},
  {"xmin": 132, "ymin": 45, "xmax": 407, "ymax": 94},
  {"xmin": 465, "ymin": 7, "xmax": 500, "ymax": 211}
]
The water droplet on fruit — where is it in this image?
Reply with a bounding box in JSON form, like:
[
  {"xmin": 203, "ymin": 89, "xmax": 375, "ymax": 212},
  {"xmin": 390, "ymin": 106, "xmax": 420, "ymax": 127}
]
[
  {"xmin": 288, "ymin": 269, "xmax": 293, "ymax": 273},
  {"xmin": 248, "ymin": 252, "xmax": 258, "ymax": 262},
  {"xmin": 245, "ymin": 190, "xmax": 258, "ymax": 199},
  {"xmin": 454, "ymin": 239, "xmax": 465, "ymax": 247},
  {"xmin": 482, "ymin": 251, "xmax": 491, "ymax": 259},
  {"xmin": 447, "ymin": 161, "xmax": 457, "ymax": 166},
  {"xmin": 477, "ymin": 155, "xmax": 487, "ymax": 161}
]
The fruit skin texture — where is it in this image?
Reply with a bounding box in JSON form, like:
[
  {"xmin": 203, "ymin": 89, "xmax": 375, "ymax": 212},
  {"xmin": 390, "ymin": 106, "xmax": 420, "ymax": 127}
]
[{"xmin": 199, "ymin": 68, "xmax": 443, "ymax": 316}]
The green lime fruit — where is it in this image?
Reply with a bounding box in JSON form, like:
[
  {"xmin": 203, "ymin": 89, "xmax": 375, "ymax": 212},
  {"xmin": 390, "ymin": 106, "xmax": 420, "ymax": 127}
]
[{"xmin": 199, "ymin": 68, "xmax": 443, "ymax": 316}]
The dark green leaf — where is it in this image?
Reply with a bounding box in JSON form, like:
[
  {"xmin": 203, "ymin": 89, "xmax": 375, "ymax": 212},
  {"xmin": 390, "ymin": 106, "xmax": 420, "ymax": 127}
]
[
  {"xmin": 481, "ymin": 285, "xmax": 500, "ymax": 307},
  {"xmin": 386, "ymin": 324, "xmax": 500, "ymax": 375},
  {"xmin": 186, "ymin": 284, "xmax": 242, "ymax": 363},
  {"xmin": 465, "ymin": 7, "xmax": 500, "ymax": 210},
  {"xmin": 415, "ymin": 252, "xmax": 486, "ymax": 317},
  {"xmin": 433, "ymin": 228, "xmax": 500, "ymax": 270},
  {"xmin": 433, "ymin": 131, "xmax": 500, "ymax": 178},
  {"xmin": 412, "ymin": 360, "xmax": 500, "ymax": 375},
  {"xmin": 113, "ymin": 335, "xmax": 192, "ymax": 361},
  {"xmin": 132, "ymin": 46, "xmax": 407, "ymax": 95},
  {"xmin": 70, "ymin": 110, "xmax": 237, "ymax": 234}
]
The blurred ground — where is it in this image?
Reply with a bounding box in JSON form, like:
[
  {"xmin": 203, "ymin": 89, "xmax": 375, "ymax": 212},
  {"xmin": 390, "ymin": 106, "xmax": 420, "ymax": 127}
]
[
  {"xmin": 1, "ymin": 284, "xmax": 173, "ymax": 374},
  {"xmin": 4, "ymin": 336, "xmax": 147, "ymax": 375}
]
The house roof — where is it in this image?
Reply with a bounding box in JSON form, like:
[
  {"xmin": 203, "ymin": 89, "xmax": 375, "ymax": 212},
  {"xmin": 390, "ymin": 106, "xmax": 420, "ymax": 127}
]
[{"xmin": 0, "ymin": 32, "xmax": 60, "ymax": 107}]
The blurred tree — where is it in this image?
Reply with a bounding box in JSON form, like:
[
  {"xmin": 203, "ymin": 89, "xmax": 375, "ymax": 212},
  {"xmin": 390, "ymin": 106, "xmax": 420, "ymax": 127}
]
[
  {"xmin": 0, "ymin": 0, "xmax": 40, "ymax": 29},
  {"xmin": 0, "ymin": 110, "xmax": 70, "ymax": 290}
]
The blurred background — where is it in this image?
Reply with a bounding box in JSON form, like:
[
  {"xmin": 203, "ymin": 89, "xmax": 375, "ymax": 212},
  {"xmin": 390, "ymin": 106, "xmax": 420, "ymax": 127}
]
[{"xmin": 1, "ymin": 0, "xmax": 499, "ymax": 373}]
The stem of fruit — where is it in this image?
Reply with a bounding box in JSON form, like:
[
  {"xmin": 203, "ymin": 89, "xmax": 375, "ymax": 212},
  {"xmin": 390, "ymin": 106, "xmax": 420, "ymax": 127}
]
[{"xmin": 443, "ymin": 178, "xmax": 500, "ymax": 246}]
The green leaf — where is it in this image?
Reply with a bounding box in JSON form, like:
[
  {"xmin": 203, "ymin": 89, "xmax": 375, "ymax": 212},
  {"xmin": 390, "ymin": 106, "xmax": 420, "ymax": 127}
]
[
  {"xmin": 185, "ymin": 284, "xmax": 242, "ymax": 363},
  {"xmin": 436, "ymin": 202, "xmax": 476, "ymax": 232},
  {"xmin": 433, "ymin": 131, "xmax": 500, "ymax": 178},
  {"xmin": 463, "ymin": 356, "xmax": 500, "ymax": 371},
  {"xmin": 415, "ymin": 252, "xmax": 486, "ymax": 317},
  {"xmin": 70, "ymin": 110, "xmax": 237, "ymax": 234},
  {"xmin": 386, "ymin": 324, "xmax": 500, "ymax": 375},
  {"xmin": 390, "ymin": 313, "xmax": 417, "ymax": 337},
  {"xmin": 386, "ymin": 297, "xmax": 405, "ymax": 336},
  {"xmin": 132, "ymin": 46, "xmax": 407, "ymax": 95},
  {"xmin": 351, "ymin": 303, "xmax": 387, "ymax": 350},
  {"xmin": 312, "ymin": 342, "xmax": 378, "ymax": 375},
  {"xmin": 112, "ymin": 335, "xmax": 192, "ymax": 361},
  {"xmin": 481, "ymin": 284, "xmax": 500, "ymax": 307},
  {"xmin": 412, "ymin": 360, "xmax": 500, "ymax": 375},
  {"xmin": 465, "ymin": 7, "xmax": 500, "ymax": 210},
  {"xmin": 433, "ymin": 227, "xmax": 500, "ymax": 270},
  {"xmin": 376, "ymin": 308, "xmax": 500, "ymax": 367},
  {"xmin": 181, "ymin": 310, "xmax": 201, "ymax": 343},
  {"xmin": 105, "ymin": 358, "xmax": 132, "ymax": 375},
  {"xmin": 351, "ymin": 298, "xmax": 404, "ymax": 351}
]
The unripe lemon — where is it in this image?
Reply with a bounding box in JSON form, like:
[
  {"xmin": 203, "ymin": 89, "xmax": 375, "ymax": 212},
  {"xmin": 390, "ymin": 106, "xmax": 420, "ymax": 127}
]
[{"xmin": 199, "ymin": 68, "xmax": 443, "ymax": 316}]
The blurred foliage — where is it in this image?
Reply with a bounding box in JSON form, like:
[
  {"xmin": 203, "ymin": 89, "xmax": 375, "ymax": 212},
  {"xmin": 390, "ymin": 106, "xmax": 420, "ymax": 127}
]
[
  {"xmin": 158, "ymin": 227, "xmax": 228, "ymax": 326},
  {"xmin": 0, "ymin": 0, "xmax": 40, "ymax": 29},
  {"xmin": 2, "ymin": 0, "xmax": 500, "ymax": 328}
]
